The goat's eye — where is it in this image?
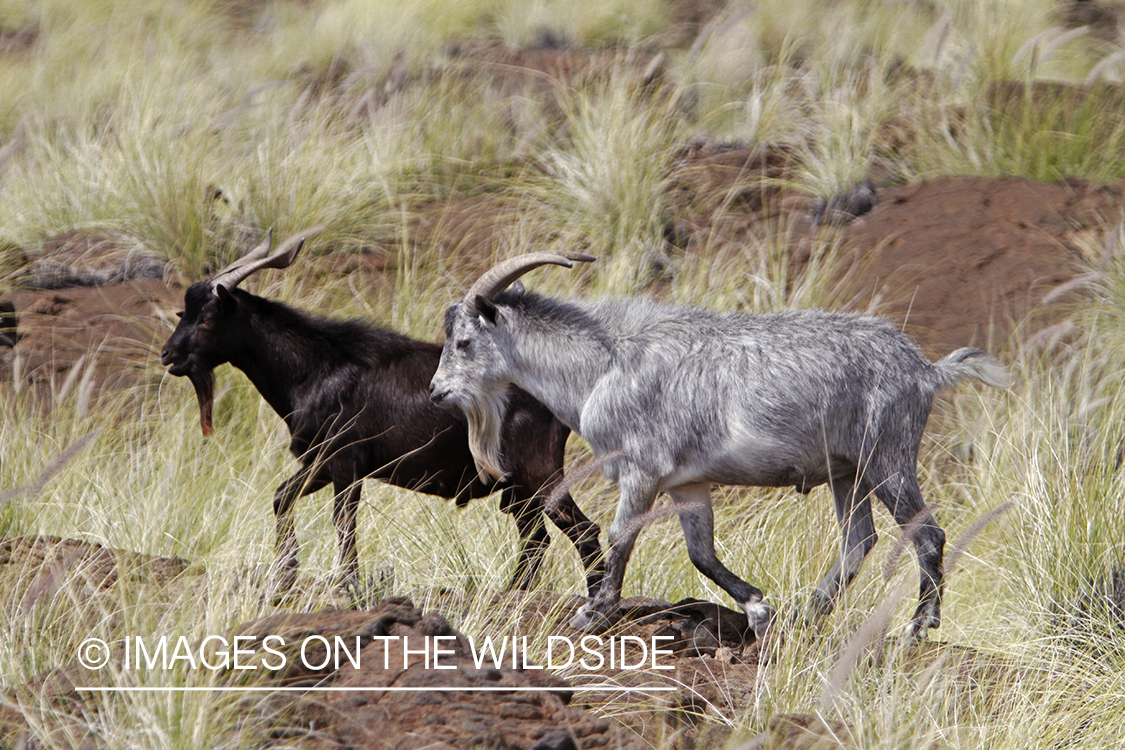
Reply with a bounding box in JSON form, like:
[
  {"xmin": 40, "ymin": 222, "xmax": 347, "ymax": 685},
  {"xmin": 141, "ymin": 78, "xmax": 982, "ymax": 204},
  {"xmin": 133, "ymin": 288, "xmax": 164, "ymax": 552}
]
[{"xmin": 456, "ymin": 339, "xmax": 471, "ymax": 350}]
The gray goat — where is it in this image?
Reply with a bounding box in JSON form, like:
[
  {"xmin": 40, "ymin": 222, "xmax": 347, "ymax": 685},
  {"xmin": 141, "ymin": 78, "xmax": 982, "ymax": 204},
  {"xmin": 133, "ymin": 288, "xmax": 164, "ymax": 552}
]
[{"xmin": 429, "ymin": 253, "xmax": 1009, "ymax": 639}]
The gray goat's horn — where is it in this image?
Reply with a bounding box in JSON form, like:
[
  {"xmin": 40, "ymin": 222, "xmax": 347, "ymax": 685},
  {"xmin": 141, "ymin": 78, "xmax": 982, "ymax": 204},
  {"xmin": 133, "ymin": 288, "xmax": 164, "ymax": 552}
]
[
  {"xmin": 464, "ymin": 251, "xmax": 595, "ymax": 312},
  {"xmin": 209, "ymin": 225, "xmax": 327, "ymax": 291}
]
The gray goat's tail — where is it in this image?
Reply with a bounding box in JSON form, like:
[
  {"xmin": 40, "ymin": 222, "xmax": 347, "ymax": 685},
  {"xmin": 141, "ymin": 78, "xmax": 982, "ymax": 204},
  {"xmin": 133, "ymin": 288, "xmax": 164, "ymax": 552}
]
[{"xmin": 932, "ymin": 347, "xmax": 1011, "ymax": 390}]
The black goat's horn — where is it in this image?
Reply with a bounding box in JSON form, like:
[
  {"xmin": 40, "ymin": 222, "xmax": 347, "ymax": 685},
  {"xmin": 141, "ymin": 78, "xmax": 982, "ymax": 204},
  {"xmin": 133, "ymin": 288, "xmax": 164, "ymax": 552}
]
[
  {"xmin": 210, "ymin": 228, "xmax": 273, "ymax": 281},
  {"xmin": 463, "ymin": 251, "xmax": 595, "ymax": 313},
  {"xmin": 209, "ymin": 225, "xmax": 327, "ymax": 291}
]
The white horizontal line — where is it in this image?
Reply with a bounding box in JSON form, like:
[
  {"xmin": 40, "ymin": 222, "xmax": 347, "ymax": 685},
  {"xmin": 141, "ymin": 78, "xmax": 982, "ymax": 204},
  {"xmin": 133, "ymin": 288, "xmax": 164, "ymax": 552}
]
[{"xmin": 75, "ymin": 685, "xmax": 676, "ymax": 693}]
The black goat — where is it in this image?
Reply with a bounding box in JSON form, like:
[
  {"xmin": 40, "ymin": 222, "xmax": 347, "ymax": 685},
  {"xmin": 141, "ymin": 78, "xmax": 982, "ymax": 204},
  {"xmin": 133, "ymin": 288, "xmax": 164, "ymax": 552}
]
[{"xmin": 161, "ymin": 230, "xmax": 603, "ymax": 593}]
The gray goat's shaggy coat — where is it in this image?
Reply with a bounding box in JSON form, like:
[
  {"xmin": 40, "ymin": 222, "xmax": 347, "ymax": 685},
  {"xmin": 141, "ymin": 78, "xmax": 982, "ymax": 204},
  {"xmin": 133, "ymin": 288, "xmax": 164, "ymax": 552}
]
[{"xmin": 430, "ymin": 253, "xmax": 1008, "ymax": 639}]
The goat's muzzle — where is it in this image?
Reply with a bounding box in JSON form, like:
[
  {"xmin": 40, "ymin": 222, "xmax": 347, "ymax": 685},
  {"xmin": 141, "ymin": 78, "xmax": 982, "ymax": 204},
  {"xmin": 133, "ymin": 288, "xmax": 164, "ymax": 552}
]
[
  {"xmin": 428, "ymin": 381, "xmax": 450, "ymax": 405},
  {"xmin": 161, "ymin": 349, "xmax": 190, "ymax": 376}
]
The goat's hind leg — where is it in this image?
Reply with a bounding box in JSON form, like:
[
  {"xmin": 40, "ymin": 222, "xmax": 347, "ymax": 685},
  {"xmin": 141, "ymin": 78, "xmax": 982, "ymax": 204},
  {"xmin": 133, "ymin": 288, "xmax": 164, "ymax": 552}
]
[
  {"xmin": 504, "ymin": 485, "xmax": 604, "ymax": 597},
  {"xmin": 669, "ymin": 483, "xmax": 773, "ymax": 639},
  {"xmin": 809, "ymin": 478, "xmax": 878, "ymax": 621},
  {"xmin": 503, "ymin": 412, "xmax": 604, "ymax": 596},
  {"xmin": 871, "ymin": 469, "xmax": 945, "ymax": 640},
  {"xmin": 547, "ymin": 489, "xmax": 604, "ymax": 597}
]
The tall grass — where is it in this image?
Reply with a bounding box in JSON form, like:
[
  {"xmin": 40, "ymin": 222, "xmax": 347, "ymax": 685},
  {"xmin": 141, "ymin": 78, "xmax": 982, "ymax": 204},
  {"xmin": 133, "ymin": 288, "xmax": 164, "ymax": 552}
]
[
  {"xmin": 3, "ymin": 0, "xmax": 1125, "ymax": 747},
  {"xmin": 526, "ymin": 64, "xmax": 685, "ymax": 289}
]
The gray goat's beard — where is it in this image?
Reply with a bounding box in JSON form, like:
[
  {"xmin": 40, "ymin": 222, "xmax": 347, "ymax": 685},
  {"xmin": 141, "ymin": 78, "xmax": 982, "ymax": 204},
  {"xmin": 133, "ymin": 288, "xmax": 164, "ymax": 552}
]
[{"xmin": 462, "ymin": 389, "xmax": 510, "ymax": 483}]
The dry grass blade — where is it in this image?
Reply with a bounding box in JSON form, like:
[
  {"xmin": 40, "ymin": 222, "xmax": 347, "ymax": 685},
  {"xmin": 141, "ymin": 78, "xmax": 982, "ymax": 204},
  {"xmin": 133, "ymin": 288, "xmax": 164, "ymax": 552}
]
[
  {"xmin": 19, "ymin": 547, "xmax": 87, "ymax": 610},
  {"xmin": 818, "ymin": 583, "xmax": 909, "ymax": 712},
  {"xmin": 944, "ymin": 501, "xmax": 1015, "ymax": 574},
  {"xmin": 0, "ymin": 431, "xmax": 100, "ymax": 504}
]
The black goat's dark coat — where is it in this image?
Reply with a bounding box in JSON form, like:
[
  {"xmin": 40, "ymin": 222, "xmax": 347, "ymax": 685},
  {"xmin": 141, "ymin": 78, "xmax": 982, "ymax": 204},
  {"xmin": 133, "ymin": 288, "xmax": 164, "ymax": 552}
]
[{"xmin": 162, "ymin": 282, "xmax": 602, "ymax": 593}]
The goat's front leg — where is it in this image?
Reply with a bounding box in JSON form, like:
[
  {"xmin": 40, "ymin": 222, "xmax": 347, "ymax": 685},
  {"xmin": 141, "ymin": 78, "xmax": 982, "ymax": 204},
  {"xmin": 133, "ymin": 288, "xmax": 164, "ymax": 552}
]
[
  {"xmin": 668, "ymin": 483, "xmax": 773, "ymax": 639},
  {"xmin": 546, "ymin": 488, "xmax": 605, "ymax": 597},
  {"xmin": 502, "ymin": 488, "xmax": 551, "ymax": 591},
  {"xmin": 570, "ymin": 473, "xmax": 658, "ymax": 633},
  {"xmin": 273, "ymin": 466, "xmax": 330, "ymax": 586},
  {"xmin": 332, "ymin": 478, "xmax": 362, "ymax": 587}
]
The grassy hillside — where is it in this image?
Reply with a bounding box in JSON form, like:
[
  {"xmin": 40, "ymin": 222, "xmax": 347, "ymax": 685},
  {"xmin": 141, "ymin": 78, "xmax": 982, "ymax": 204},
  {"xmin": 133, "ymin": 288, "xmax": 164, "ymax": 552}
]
[{"xmin": 1, "ymin": 0, "xmax": 1124, "ymax": 748}]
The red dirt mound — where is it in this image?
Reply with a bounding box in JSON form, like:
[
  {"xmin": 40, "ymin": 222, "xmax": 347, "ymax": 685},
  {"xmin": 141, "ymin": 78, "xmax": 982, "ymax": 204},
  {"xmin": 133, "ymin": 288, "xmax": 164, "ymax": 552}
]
[
  {"xmin": 664, "ymin": 143, "xmax": 1124, "ymax": 354},
  {"xmin": 2, "ymin": 230, "xmax": 181, "ymax": 400},
  {"xmin": 0, "ymin": 539, "xmax": 763, "ymax": 750},
  {"xmin": 229, "ymin": 602, "xmax": 643, "ymax": 750},
  {"xmin": 834, "ymin": 175, "xmax": 1125, "ymax": 354}
]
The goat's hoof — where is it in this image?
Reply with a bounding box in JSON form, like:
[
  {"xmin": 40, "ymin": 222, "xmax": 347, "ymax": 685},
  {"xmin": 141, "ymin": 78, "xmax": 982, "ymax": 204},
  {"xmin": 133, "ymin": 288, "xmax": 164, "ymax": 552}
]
[
  {"xmin": 739, "ymin": 601, "xmax": 776, "ymax": 641},
  {"xmin": 906, "ymin": 603, "xmax": 940, "ymax": 643},
  {"xmin": 905, "ymin": 617, "xmax": 939, "ymax": 644},
  {"xmin": 570, "ymin": 603, "xmax": 615, "ymax": 633}
]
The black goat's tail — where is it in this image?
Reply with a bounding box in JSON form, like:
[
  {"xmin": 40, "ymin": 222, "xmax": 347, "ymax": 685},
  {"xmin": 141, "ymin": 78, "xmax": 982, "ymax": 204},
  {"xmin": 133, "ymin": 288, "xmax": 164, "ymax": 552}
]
[{"xmin": 933, "ymin": 347, "xmax": 1011, "ymax": 391}]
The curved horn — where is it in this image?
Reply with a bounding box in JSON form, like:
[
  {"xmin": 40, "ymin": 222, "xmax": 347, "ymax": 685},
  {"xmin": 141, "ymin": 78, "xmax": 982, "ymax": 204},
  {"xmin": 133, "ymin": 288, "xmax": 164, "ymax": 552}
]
[
  {"xmin": 463, "ymin": 251, "xmax": 595, "ymax": 312},
  {"xmin": 215, "ymin": 228, "xmax": 273, "ymax": 274},
  {"xmin": 209, "ymin": 225, "xmax": 326, "ymax": 291}
]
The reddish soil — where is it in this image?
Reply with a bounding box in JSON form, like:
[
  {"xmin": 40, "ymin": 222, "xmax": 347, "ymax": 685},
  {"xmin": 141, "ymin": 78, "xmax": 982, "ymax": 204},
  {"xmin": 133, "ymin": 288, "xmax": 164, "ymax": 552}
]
[
  {"xmin": 834, "ymin": 175, "xmax": 1124, "ymax": 355},
  {"xmin": 0, "ymin": 536, "xmax": 1033, "ymax": 750},
  {"xmin": 5, "ymin": 281, "xmax": 180, "ymax": 395},
  {"xmin": 0, "ymin": 230, "xmax": 181, "ymax": 401},
  {"xmin": 0, "ymin": 537, "xmax": 758, "ymax": 750}
]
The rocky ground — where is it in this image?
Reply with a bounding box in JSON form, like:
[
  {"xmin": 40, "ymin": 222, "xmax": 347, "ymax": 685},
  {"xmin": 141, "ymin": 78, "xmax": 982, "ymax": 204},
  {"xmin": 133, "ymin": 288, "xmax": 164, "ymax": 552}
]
[{"xmin": 0, "ymin": 536, "xmax": 1017, "ymax": 750}]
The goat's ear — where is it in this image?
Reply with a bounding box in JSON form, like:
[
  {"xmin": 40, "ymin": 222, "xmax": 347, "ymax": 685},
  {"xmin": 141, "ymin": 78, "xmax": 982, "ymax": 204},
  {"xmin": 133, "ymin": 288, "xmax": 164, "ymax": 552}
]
[
  {"xmin": 474, "ymin": 295, "xmax": 499, "ymax": 326},
  {"xmin": 510, "ymin": 280, "xmax": 525, "ymax": 295},
  {"xmin": 214, "ymin": 284, "xmax": 239, "ymax": 314}
]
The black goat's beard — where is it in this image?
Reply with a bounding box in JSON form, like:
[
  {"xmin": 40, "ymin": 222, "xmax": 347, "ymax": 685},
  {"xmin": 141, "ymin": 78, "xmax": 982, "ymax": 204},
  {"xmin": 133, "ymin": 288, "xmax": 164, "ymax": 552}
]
[
  {"xmin": 462, "ymin": 388, "xmax": 510, "ymax": 483},
  {"xmin": 187, "ymin": 367, "xmax": 216, "ymax": 436}
]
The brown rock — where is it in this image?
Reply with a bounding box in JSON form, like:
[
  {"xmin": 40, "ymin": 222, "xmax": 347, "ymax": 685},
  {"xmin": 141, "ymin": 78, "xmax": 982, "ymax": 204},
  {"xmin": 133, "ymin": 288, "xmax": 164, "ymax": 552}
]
[{"xmin": 223, "ymin": 599, "xmax": 647, "ymax": 750}]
